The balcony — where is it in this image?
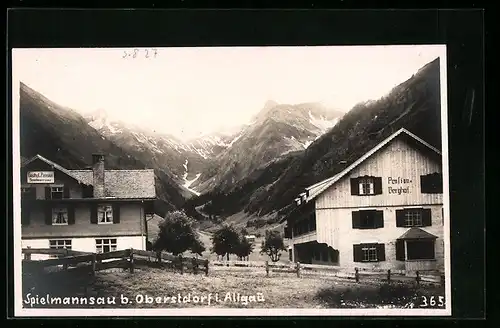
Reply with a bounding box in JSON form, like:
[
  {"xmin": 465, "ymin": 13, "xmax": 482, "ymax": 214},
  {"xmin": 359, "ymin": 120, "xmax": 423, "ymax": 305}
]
[{"xmin": 292, "ymin": 231, "xmax": 317, "ymax": 244}]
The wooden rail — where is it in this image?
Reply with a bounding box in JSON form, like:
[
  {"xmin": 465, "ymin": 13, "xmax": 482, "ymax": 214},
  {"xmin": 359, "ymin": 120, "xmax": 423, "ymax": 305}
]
[
  {"xmin": 212, "ymin": 260, "xmax": 444, "ymax": 286},
  {"xmin": 22, "ymin": 248, "xmax": 209, "ymax": 276}
]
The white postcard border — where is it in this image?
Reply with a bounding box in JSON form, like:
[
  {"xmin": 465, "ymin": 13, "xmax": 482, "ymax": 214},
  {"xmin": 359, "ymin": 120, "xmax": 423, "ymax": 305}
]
[{"xmin": 11, "ymin": 45, "xmax": 452, "ymax": 317}]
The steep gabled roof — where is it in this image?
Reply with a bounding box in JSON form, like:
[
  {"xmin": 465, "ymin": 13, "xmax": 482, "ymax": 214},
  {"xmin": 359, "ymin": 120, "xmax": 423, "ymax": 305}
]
[
  {"xmin": 302, "ymin": 128, "xmax": 441, "ymax": 204},
  {"xmin": 22, "ymin": 154, "xmax": 156, "ymax": 199},
  {"xmin": 22, "ymin": 154, "xmax": 91, "ymax": 186}
]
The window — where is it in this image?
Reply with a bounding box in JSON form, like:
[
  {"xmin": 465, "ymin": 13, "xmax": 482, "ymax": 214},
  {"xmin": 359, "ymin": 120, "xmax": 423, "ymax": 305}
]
[
  {"xmin": 98, "ymin": 205, "xmax": 113, "ymax": 224},
  {"xmin": 359, "ymin": 178, "xmax": 374, "ymax": 195},
  {"xmin": 284, "ymin": 226, "xmax": 291, "ymax": 239},
  {"xmin": 396, "ymin": 208, "xmax": 432, "ymax": 227},
  {"xmin": 49, "ymin": 239, "xmax": 72, "ymax": 258},
  {"xmin": 351, "ymin": 176, "xmax": 383, "ymax": 196},
  {"xmin": 49, "ymin": 239, "xmax": 72, "ymax": 249},
  {"xmin": 292, "ymin": 213, "xmax": 316, "ymax": 237},
  {"xmin": 352, "ymin": 210, "xmax": 384, "ymax": 229},
  {"xmin": 52, "ymin": 207, "xmax": 69, "ymax": 225},
  {"xmin": 420, "ymin": 173, "xmax": 443, "ymax": 194},
  {"xmin": 406, "ymin": 240, "xmax": 435, "ymax": 260},
  {"xmin": 51, "ymin": 186, "xmax": 64, "ymax": 199},
  {"xmin": 21, "ymin": 187, "xmax": 36, "ymax": 201},
  {"xmin": 353, "ymin": 243, "xmax": 386, "ymax": 262},
  {"xmin": 96, "ymin": 238, "xmax": 117, "ymax": 253},
  {"xmin": 404, "ymin": 210, "xmax": 423, "ymax": 227},
  {"xmin": 362, "ymin": 246, "xmax": 378, "ymax": 262}
]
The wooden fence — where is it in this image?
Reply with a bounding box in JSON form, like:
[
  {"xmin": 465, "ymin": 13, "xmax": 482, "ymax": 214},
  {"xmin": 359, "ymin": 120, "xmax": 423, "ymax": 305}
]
[
  {"xmin": 212, "ymin": 260, "xmax": 445, "ymax": 286},
  {"xmin": 22, "ymin": 249, "xmax": 444, "ymax": 286},
  {"xmin": 22, "ymin": 248, "xmax": 209, "ymax": 276}
]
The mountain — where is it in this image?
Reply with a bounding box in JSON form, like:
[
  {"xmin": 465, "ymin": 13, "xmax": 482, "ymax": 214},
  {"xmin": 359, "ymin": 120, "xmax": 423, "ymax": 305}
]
[
  {"xmin": 190, "ymin": 101, "xmax": 344, "ymax": 193},
  {"xmin": 19, "ymin": 82, "xmax": 186, "ymax": 215},
  {"xmin": 83, "ymin": 110, "xmax": 243, "ymax": 197},
  {"xmin": 185, "ymin": 57, "xmax": 442, "ymax": 221}
]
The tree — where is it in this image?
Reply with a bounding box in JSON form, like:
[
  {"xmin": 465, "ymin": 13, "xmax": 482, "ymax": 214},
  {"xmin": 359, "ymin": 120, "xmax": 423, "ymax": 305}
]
[
  {"xmin": 191, "ymin": 236, "xmax": 206, "ymax": 257},
  {"xmin": 152, "ymin": 210, "xmax": 202, "ymax": 256},
  {"xmin": 260, "ymin": 230, "xmax": 286, "ymax": 262},
  {"xmin": 211, "ymin": 225, "xmax": 240, "ymax": 261},
  {"xmin": 240, "ymin": 227, "xmax": 249, "ymax": 236},
  {"xmin": 234, "ymin": 236, "xmax": 254, "ymax": 261}
]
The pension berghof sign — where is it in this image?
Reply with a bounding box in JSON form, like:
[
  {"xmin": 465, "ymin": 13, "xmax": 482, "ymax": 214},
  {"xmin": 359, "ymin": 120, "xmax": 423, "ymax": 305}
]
[
  {"xmin": 387, "ymin": 176, "xmax": 411, "ymax": 195},
  {"xmin": 27, "ymin": 171, "xmax": 55, "ymax": 184}
]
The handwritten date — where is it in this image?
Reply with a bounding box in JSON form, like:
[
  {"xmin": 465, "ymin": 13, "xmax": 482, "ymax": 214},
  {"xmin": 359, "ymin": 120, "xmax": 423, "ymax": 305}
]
[{"xmin": 122, "ymin": 49, "xmax": 158, "ymax": 59}]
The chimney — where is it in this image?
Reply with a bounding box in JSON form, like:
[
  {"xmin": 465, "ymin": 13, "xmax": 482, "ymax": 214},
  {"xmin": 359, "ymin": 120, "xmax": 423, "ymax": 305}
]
[{"xmin": 92, "ymin": 153, "xmax": 105, "ymax": 198}]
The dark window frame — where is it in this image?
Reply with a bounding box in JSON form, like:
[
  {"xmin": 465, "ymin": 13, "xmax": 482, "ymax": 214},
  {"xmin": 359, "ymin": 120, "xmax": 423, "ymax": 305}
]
[
  {"xmin": 95, "ymin": 238, "xmax": 118, "ymax": 253},
  {"xmin": 420, "ymin": 173, "xmax": 443, "ymax": 194},
  {"xmin": 406, "ymin": 239, "xmax": 436, "ymax": 260},
  {"xmin": 352, "ymin": 210, "xmax": 384, "ymax": 229},
  {"xmin": 353, "ymin": 243, "xmax": 386, "ymax": 262}
]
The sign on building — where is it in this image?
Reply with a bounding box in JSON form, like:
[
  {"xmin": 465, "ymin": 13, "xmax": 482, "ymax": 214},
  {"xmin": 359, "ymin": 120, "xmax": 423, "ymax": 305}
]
[{"xmin": 27, "ymin": 171, "xmax": 55, "ymax": 183}]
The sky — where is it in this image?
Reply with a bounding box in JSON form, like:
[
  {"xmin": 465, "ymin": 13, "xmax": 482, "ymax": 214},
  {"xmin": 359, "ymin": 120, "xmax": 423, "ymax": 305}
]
[{"xmin": 12, "ymin": 45, "xmax": 445, "ymax": 141}]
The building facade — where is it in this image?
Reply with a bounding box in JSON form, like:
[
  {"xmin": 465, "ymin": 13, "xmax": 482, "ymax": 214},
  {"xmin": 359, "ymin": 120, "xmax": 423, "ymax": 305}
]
[
  {"xmin": 283, "ymin": 129, "xmax": 445, "ymax": 275},
  {"xmin": 20, "ymin": 154, "xmax": 156, "ymax": 259}
]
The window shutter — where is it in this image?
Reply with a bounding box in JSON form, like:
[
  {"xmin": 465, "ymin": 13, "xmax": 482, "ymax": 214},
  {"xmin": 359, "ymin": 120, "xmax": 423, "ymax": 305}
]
[
  {"xmin": 350, "ymin": 178, "xmax": 359, "ymax": 195},
  {"xmin": 63, "ymin": 186, "xmax": 70, "ymax": 199},
  {"xmin": 375, "ymin": 210, "xmax": 384, "ymax": 228},
  {"xmin": 373, "ymin": 177, "xmax": 383, "ymax": 195},
  {"xmin": 420, "ymin": 174, "xmax": 429, "ymax": 193},
  {"xmin": 436, "ymin": 174, "xmax": 443, "ymax": 193},
  {"xmin": 90, "ymin": 204, "xmax": 98, "ymax": 224},
  {"xmin": 395, "ymin": 240, "xmax": 405, "ymax": 261},
  {"xmin": 68, "ymin": 205, "xmax": 76, "ymax": 225},
  {"xmin": 113, "ymin": 204, "xmax": 121, "ymax": 224},
  {"xmin": 395, "ymin": 210, "xmax": 405, "ymax": 227},
  {"xmin": 352, "ymin": 211, "xmax": 361, "ymax": 229},
  {"xmin": 422, "ymin": 208, "xmax": 432, "ymax": 226},
  {"xmin": 284, "ymin": 226, "xmax": 291, "ymax": 238},
  {"xmin": 45, "ymin": 186, "xmax": 51, "ymax": 200},
  {"xmin": 431, "ymin": 173, "xmax": 443, "ymax": 193},
  {"xmin": 44, "ymin": 204, "xmax": 52, "ymax": 225},
  {"xmin": 353, "ymin": 244, "xmax": 363, "ymax": 262},
  {"xmin": 377, "ymin": 243, "xmax": 386, "ymax": 261}
]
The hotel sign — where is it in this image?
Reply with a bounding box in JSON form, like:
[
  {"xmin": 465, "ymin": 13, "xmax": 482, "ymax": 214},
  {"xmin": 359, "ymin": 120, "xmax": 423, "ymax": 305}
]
[{"xmin": 27, "ymin": 171, "xmax": 55, "ymax": 184}]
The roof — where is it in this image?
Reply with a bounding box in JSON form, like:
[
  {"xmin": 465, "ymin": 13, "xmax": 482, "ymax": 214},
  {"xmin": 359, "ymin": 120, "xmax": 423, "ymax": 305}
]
[
  {"xmin": 22, "ymin": 154, "xmax": 156, "ymax": 199},
  {"xmin": 22, "ymin": 155, "xmax": 91, "ymax": 186},
  {"xmin": 397, "ymin": 227, "xmax": 438, "ymax": 240},
  {"xmin": 302, "ymin": 128, "xmax": 441, "ymax": 203},
  {"xmin": 70, "ymin": 170, "xmax": 156, "ymax": 199}
]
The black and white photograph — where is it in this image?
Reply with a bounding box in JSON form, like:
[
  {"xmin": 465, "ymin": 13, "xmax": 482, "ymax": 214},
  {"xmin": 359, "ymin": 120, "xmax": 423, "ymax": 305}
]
[{"xmin": 12, "ymin": 45, "xmax": 451, "ymax": 316}]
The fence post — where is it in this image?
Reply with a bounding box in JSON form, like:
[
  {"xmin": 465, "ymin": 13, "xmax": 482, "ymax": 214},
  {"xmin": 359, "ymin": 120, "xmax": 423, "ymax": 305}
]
[
  {"xmin": 296, "ymin": 262, "xmax": 301, "ymax": 278},
  {"xmin": 178, "ymin": 254, "xmax": 184, "ymax": 274},
  {"xmin": 91, "ymin": 253, "xmax": 97, "ymax": 276},
  {"xmin": 129, "ymin": 248, "xmax": 135, "ymax": 273},
  {"xmin": 415, "ymin": 270, "xmax": 420, "ymax": 286},
  {"xmin": 387, "ymin": 269, "xmax": 391, "ymax": 284},
  {"xmin": 192, "ymin": 257, "xmax": 198, "ymax": 275},
  {"xmin": 265, "ymin": 261, "xmax": 269, "ymax": 277},
  {"xmin": 204, "ymin": 259, "xmax": 209, "ymax": 276},
  {"xmin": 355, "ymin": 267, "xmax": 359, "ymax": 282}
]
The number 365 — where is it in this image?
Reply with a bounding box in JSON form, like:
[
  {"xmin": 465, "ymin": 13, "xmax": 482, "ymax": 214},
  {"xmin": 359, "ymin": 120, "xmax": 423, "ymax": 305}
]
[{"xmin": 420, "ymin": 296, "xmax": 445, "ymax": 307}]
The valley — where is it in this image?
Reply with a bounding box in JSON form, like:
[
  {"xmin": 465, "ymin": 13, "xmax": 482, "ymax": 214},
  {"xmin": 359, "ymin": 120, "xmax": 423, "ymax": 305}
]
[{"xmin": 18, "ymin": 57, "xmax": 442, "ymax": 240}]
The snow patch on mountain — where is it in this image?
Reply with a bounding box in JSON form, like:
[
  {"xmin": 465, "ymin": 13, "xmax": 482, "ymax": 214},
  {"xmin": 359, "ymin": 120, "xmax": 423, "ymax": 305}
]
[
  {"xmin": 182, "ymin": 158, "xmax": 201, "ymax": 196},
  {"xmin": 308, "ymin": 110, "xmax": 339, "ymax": 133},
  {"xmin": 228, "ymin": 132, "xmax": 243, "ymax": 147}
]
